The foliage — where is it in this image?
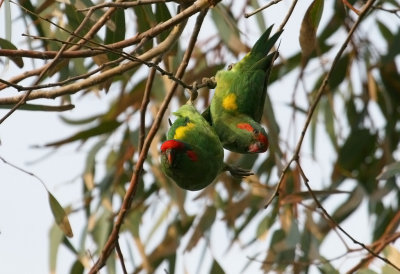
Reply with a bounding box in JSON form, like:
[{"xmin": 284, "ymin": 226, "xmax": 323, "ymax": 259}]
[{"xmin": 1, "ymin": 0, "xmax": 400, "ymax": 273}]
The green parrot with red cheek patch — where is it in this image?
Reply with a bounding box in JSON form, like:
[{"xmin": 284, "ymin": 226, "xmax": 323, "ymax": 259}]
[
  {"xmin": 160, "ymin": 104, "xmax": 252, "ymax": 191},
  {"xmin": 205, "ymin": 25, "xmax": 283, "ymax": 154}
]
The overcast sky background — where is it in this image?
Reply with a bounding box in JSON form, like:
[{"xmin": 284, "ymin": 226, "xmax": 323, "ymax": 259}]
[{"xmin": 1, "ymin": 1, "xmax": 399, "ymax": 273}]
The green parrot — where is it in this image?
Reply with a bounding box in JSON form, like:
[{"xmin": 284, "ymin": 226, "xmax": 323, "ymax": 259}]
[
  {"xmin": 206, "ymin": 25, "xmax": 283, "ymax": 154},
  {"xmin": 160, "ymin": 104, "xmax": 251, "ymax": 191}
]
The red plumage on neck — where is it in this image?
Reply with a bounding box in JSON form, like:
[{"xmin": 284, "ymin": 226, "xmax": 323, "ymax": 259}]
[{"xmin": 236, "ymin": 122, "xmax": 254, "ymax": 132}]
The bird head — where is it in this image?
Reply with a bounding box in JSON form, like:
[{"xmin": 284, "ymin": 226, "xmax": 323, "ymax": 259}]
[
  {"xmin": 160, "ymin": 140, "xmax": 198, "ymax": 167},
  {"xmin": 236, "ymin": 122, "xmax": 269, "ymax": 153}
]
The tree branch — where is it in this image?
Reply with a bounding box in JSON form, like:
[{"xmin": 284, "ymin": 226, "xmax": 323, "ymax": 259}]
[
  {"xmin": 88, "ymin": 5, "xmax": 212, "ymax": 273},
  {"xmin": 265, "ymin": 0, "xmax": 377, "ymax": 208}
]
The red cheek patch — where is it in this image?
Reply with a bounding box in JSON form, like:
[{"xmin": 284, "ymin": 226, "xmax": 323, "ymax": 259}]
[
  {"xmin": 186, "ymin": 150, "xmax": 198, "ymax": 161},
  {"xmin": 237, "ymin": 123, "xmax": 254, "ymax": 132},
  {"xmin": 257, "ymin": 133, "xmax": 268, "ymax": 145}
]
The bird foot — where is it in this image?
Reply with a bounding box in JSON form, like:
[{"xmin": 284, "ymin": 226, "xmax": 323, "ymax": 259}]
[{"xmin": 223, "ymin": 164, "xmax": 254, "ymax": 179}]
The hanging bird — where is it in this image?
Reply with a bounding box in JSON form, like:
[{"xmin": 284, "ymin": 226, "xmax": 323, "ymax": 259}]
[
  {"xmin": 161, "ymin": 104, "xmax": 252, "ymax": 191},
  {"xmin": 206, "ymin": 25, "xmax": 282, "ymax": 154}
]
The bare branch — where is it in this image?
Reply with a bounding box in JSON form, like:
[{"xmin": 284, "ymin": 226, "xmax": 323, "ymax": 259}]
[
  {"xmin": 139, "ymin": 58, "xmax": 161, "ymax": 152},
  {"xmin": 278, "ymin": 0, "xmax": 298, "ymax": 32},
  {"xmin": 265, "ymin": 0, "xmax": 377, "ymax": 208},
  {"xmin": 78, "ymin": 0, "xmax": 175, "ymax": 12},
  {"xmin": 116, "ymin": 241, "xmax": 128, "ymax": 274},
  {"xmin": 88, "ymin": 4, "xmax": 212, "ymax": 273},
  {"xmin": 244, "ymin": 0, "xmax": 283, "ymax": 18},
  {"xmin": 297, "ymin": 160, "xmax": 400, "ymax": 273}
]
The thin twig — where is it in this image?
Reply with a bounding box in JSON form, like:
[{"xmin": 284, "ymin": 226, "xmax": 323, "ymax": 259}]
[
  {"xmin": 139, "ymin": 57, "xmax": 161, "ymax": 152},
  {"xmin": 0, "ymin": 155, "xmax": 46, "ymax": 186},
  {"xmin": 265, "ymin": 0, "xmax": 377, "ymax": 209},
  {"xmin": 372, "ymin": 5, "xmax": 400, "ymax": 18},
  {"xmin": 116, "ymin": 241, "xmax": 128, "ymax": 274},
  {"xmin": 277, "ymin": 0, "xmax": 298, "ymax": 32},
  {"xmin": 296, "ymin": 161, "xmax": 400, "ymax": 272},
  {"xmin": 346, "ymin": 211, "xmax": 400, "ymax": 273},
  {"xmin": 78, "ymin": 0, "xmax": 174, "ymax": 12},
  {"xmin": 244, "ymin": 0, "xmax": 283, "ymax": 18},
  {"xmin": 0, "ymin": 0, "xmax": 211, "ymax": 107},
  {"xmin": 88, "ymin": 6, "xmax": 211, "ymax": 273},
  {"xmin": 0, "ymin": 3, "xmax": 102, "ymax": 124},
  {"xmin": 0, "ymin": 0, "xmax": 209, "ymax": 60}
]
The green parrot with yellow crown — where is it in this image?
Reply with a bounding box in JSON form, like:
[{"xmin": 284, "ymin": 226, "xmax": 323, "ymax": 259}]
[
  {"xmin": 161, "ymin": 104, "xmax": 251, "ymax": 191},
  {"xmin": 206, "ymin": 25, "xmax": 283, "ymax": 154}
]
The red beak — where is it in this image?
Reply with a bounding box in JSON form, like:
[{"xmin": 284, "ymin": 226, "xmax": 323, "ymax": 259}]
[
  {"xmin": 248, "ymin": 133, "xmax": 269, "ymax": 153},
  {"xmin": 166, "ymin": 149, "xmax": 174, "ymax": 165}
]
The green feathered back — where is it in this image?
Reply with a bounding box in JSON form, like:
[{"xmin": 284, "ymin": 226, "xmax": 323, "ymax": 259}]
[{"xmin": 209, "ymin": 26, "xmax": 282, "ymax": 153}]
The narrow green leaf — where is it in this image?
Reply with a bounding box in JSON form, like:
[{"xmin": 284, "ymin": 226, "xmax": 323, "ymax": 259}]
[
  {"xmin": 337, "ymin": 128, "xmax": 376, "ymax": 172},
  {"xmin": 317, "ymin": 258, "xmax": 340, "ymax": 274},
  {"xmin": 155, "ymin": 3, "xmax": 172, "ymax": 43},
  {"xmin": 60, "ymin": 114, "xmax": 101, "ymax": 125},
  {"xmin": 43, "ymin": 120, "xmax": 121, "ymax": 147},
  {"xmin": 357, "ymin": 270, "xmax": 378, "ymax": 274},
  {"xmin": 377, "ymin": 162, "xmax": 400, "ymax": 180},
  {"xmin": 319, "ymin": 186, "xmax": 364, "ymax": 235},
  {"xmin": 185, "ymin": 206, "xmax": 217, "ymax": 251},
  {"xmin": 328, "ymin": 54, "xmax": 350, "ymax": 91},
  {"xmin": 105, "ymin": 9, "xmax": 125, "ymax": 60},
  {"xmin": 250, "ymin": 0, "xmax": 266, "ymax": 32},
  {"xmin": 0, "ymin": 104, "xmax": 74, "ymax": 112},
  {"xmin": 70, "ymin": 260, "xmax": 84, "ymax": 274},
  {"xmin": 134, "ymin": 5, "xmax": 155, "ymax": 51},
  {"xmin": 322, "ymin": 97, "xmax": 337, "ymax": 147},
  {"xmin": 299, "ymin": 0, "xmax": 324, "ymax": 58},
  {"xmin": 49, "ymin": 192, "xmax": 73, "ymax": 237},
  {"xmin": 4, "ymin": 0, "xmax": 11, "ymax": 40},
  {"xmin": 376, "ymin": 20, "xmax": 393, "ymax": 42},
  {"xmin": 211, "ymin": 6, "xmax": 247, "ymax": 55},
  {"xmin": 49, "ymin": 223, "xmax": 64, "ymax": 273},
  {"xmin": 92, "ymin": 210, "xmax": 113, "ymax": 249},
  {"xmin": 210, "ymin": 259, "xmax": 225, "ymax": 274},
  {"xmin": 0, "ymin": 38, "xmax": 24, "ymax": 68}
]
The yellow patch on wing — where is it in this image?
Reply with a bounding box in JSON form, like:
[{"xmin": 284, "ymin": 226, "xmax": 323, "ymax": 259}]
[
  {"xmin": 222, "ymin": 93, "xmax": 238, "ymax": 111},
  {"xmin": 174, "ymin": 122, "xmax": 195, "ymax": 139}
]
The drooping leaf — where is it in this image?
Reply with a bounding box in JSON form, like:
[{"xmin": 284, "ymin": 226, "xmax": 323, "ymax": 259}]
[
  {"xmin": 336, "ymin": 128, "xmax": 377, "ymax": 172},
  {"xmin": 43, "ymin": 120, "xmax": 121, "ymax": 147},
  {"xmin": 48, "ymin": 192, "xmax": 73, "ymax": 237},
  {"xmin": 49, "ymin": 223, "xmax": 64, "ymax": 273},
  {"xmin": 211, "ymin": 5, "xmax": 247, "ymax": 55},
  {"xmin": 185, "ymin": 206, "xmax": 216, "ymax": 251},
  {"xmin": 69, "ymin": 260, "xmax": 84, "ymax": 274},
  {"xmin": 105, "ymin": 8, "xmax": 125, "ymax": 60},
  {"xmin": 299, "ymin": 0, "xmax": 324, "ymax": 59},
  {"xmin": 0, "ymin": 103, "xmax": 74, "ymax": 111},
  {"xmin": 92, "ymin": 210, "xmax": 113, "ymax": 249},
  {"xmin": 377, "ymin": 162, "xmax": 400, "ymax": 180},
  {"xmin": 0, "ymin": 38, "xmax": 24, "ymax": 67},
  {"xmin": 155, "ymin": 3, "xmax": 173, "ymax": 43},
  {"xmin": 319, "ymin": 186, "xmax": 364, "ymax": 235},
  {"xmin": 210, "ymin": 259, "xmax": 225, "ymax": 274}
]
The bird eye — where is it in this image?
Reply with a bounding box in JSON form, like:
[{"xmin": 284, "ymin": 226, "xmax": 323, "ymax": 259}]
[{"xmin": 227, "ymin": 63, "xmax": 234, "ymax": 70}]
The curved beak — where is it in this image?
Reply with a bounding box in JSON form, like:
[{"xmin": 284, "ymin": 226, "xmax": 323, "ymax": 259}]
[
  {"xmin": 248, "ymin": 142, "xmax": 266, "ymax": 153},
  {"xmin": 248, "ymin": 134, "xmax": 269, "ymax": 153},
  {"xmin": 166, "ymin": 149, "xmax": 175, "ymax": 165}
]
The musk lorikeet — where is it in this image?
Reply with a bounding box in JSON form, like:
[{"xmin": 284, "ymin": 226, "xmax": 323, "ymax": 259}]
[
  {"xmin": 206, "ymin": 25, "xmax": 283, "ymax": 154},
  {"xmin": 160, "ymin": 104, "xmax": 252, "ymax": 191}
]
